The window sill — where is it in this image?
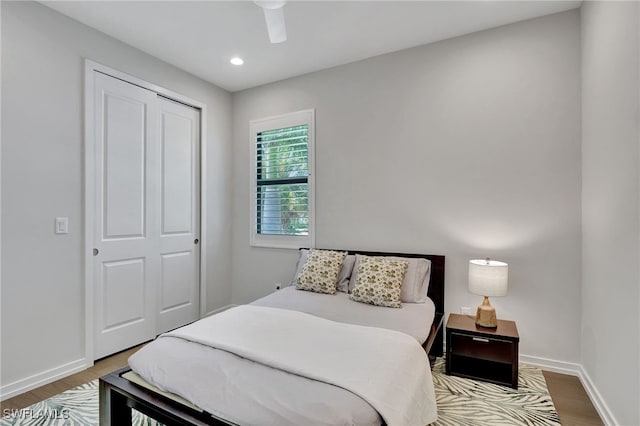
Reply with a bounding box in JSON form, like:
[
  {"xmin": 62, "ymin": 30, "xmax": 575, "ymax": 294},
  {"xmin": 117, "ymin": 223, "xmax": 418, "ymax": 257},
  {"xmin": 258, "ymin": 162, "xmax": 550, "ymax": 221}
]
[{"xmin": 250, "ymin": 234, "xmax": 314, "ymax": 250}]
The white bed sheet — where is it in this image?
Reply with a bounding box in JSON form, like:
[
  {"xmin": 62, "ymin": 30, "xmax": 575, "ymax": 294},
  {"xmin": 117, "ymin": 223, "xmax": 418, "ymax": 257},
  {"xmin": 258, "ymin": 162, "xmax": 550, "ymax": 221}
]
[
  {"xmin": 252, "ymin": 286, "xmax": 435, "ymax": 343},
  {"xmin": 129, "ymin": 288, "xmax": 436, "ymax": 425}
]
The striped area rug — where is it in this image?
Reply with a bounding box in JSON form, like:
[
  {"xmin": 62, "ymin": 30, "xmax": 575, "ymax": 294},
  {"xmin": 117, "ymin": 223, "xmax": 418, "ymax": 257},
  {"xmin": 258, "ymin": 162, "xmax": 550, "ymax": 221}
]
[
  {"xmin": 432, "ymin": 357, "xmax": 561, "ymax": 425},
  {"xmin": 1, "ymin": 358, "xmax": 560, "ymax": 425}
]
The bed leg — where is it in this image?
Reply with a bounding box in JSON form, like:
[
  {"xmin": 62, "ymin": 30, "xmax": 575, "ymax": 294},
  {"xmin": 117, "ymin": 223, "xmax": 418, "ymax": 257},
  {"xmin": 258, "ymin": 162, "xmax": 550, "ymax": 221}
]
[
  {"xmin": 428, "ymin": 355, "xmax": 436, "ymax": 367},
  {"xmin": 429, "ymin": 327, "xmax": 444, "ymax": 359},
  {"xmin": 99, "ymin": 378, "xmax": 132, "ymax": 425}
]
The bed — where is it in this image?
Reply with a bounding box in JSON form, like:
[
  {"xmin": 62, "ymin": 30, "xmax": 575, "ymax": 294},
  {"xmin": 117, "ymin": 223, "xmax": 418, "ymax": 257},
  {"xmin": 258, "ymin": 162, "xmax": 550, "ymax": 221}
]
[{"xmin": 99, "ymin": 249, "xmax": 445, "ymax": 426}]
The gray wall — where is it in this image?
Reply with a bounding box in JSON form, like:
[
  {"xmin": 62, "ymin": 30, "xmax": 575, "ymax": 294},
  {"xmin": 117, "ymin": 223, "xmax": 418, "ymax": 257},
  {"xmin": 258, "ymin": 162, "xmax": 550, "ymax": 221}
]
[
  {"xmin": 231, "ymin": 11, "xmax": 582, "ymax": 363},
  {"xmin": 581, "ymin": 2, "xmax": 640, "ymax": 425},
  {"xmin": 1, "ymin": 1, "xmax": 232, "ymax": 387},
  {"xmin": 9, "ymin": 2, "xmax": 636, "ymax": 422}
]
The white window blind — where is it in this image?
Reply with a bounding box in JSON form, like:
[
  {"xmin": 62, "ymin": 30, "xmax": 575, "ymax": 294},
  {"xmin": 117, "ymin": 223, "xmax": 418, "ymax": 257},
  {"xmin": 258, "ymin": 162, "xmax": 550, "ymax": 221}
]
[
  {"xmin": 256, "ymin": 125, "xmax": 309, "ymax": 235},
  {"xmin": 250, "ymin": 110, "xmax": 315, "ymax": 248}
]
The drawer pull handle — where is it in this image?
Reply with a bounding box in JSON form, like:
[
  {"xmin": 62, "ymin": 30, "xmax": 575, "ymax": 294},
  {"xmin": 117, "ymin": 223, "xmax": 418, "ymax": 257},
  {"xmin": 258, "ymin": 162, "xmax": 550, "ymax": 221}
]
[{"xmin": 472, "ymin": 337, "xmax": 490, "ymax": 343}]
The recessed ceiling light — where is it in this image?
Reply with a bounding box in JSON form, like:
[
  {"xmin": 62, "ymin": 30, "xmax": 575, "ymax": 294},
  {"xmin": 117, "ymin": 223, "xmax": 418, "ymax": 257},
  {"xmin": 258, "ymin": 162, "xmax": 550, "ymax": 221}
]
[{"xmin": 230, "ymin": 57, "xmax": 244, "ymax": 66}]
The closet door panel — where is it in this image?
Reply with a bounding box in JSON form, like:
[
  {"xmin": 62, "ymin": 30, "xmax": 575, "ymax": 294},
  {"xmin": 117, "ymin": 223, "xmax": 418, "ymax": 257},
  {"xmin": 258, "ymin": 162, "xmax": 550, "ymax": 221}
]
[
  {"xmin": 157, "ymin": 97, "xmax": 201, "ymax": 334},
  {"xmin": 93, "ymin": 73, "xmax": 159, "ymax": 359},
  {"xmin": 161, "ymin": 110, "xmax": 193, "ymax": 234},
  {"xmin": 102, "ymin": 95, "xmax": 146, "ymax": 239}
]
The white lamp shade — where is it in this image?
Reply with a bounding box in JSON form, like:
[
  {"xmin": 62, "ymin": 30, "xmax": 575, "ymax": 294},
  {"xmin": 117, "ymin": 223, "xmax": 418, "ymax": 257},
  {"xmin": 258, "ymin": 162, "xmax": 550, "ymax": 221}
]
[{"xmin": 468, "ymin": 259, "xmax": 508, "ymax": 297}]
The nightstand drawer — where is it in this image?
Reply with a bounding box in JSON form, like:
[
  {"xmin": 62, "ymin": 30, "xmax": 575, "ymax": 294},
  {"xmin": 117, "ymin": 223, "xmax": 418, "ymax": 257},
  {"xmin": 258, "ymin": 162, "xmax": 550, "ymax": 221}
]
[{"xmin": 450, "ymin": 332, "xmax": 513, "ymax": 363}]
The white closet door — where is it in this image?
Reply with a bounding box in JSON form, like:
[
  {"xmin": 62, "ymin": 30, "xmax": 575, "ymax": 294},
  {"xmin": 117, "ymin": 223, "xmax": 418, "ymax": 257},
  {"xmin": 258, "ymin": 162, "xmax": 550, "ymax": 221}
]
[
  {"xmin": 156, "ymin": 97, "xmax": 201, "ymax": 334},
  {"xmin": 93, "ymin": 73, "xmax": 160, "ymax": 359}
]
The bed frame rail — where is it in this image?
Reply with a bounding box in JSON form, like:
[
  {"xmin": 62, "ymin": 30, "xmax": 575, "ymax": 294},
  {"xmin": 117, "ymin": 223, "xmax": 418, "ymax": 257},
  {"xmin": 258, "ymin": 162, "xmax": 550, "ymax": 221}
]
[{"xmin": 100, "ymin": 367, "xmax": 230, "ymax": 425}]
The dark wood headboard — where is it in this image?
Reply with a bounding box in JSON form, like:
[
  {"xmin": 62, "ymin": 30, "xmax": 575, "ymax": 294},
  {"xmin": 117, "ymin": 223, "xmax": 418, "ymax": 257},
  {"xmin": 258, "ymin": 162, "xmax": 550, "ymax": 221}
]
[{"xmin": 314, "ymin": 249, "xmax": 445, "ymax": 359}]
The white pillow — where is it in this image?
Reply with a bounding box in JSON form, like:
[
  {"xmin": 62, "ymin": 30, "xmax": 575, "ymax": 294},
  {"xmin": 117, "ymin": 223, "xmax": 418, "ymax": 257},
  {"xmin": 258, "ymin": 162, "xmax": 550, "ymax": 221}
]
[
  {"xmin": 348, "ymin": 255, "xmax": 431, "ymax": 303},
  {"xmin": 291, "ymin": 249, "xmax": 355, "ymax": 293}
]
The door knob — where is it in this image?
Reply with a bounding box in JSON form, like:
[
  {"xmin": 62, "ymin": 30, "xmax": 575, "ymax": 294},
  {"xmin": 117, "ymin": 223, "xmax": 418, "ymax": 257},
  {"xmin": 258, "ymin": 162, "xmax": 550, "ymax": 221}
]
[
  {"xmin": 194, "ymin": 238, "xmax": 199, "ymax": 245},
  {"xmin": 93, "ymin": 248, "xmax": 99, "ymax": 256}
]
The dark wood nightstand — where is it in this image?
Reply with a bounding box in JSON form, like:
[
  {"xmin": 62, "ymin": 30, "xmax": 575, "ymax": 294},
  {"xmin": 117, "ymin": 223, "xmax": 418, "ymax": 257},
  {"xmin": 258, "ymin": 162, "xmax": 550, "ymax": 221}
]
[{"xmin": 445, "ymin": 313, "xmax": 519, "ymax": 388}]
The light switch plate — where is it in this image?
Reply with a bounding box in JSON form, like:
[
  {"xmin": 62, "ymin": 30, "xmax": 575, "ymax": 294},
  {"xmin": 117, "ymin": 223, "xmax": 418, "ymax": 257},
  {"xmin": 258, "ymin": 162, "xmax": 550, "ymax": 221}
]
[{"xmin": 55, "ymin": 217, "xmax": 69, "ymax": 234}]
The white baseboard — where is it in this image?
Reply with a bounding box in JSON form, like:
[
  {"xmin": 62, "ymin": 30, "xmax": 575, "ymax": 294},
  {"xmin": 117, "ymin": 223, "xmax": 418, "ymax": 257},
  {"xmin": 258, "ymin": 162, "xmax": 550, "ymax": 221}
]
[
  {"xmin": 575, "ymin": 367, "xmax": 618, "ymax": 426},
  {"xmin": 204, "ymin": 304, "xmax": 236, "ymax": 317},
  {"xmin": 520, "ymin": 353, "xmax": 583, "ymax": 376},
  {"xmin": 520, "ymin": 353, "xmax": 617, "ymax": 426},
  {"xmin": 0, "ymin": 358, "xmax": 89, "ymax": 402}
]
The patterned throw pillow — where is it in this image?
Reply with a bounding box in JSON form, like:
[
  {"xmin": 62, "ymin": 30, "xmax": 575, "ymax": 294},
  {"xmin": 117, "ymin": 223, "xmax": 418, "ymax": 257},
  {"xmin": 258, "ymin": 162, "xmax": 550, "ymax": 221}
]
[
  {"xmin": 349, "ymin": 256, "xmax": 408, "ymax": 308},
  {"xmin": 296, "ymin": 249, "xmax": 348, "ymax": 294}
]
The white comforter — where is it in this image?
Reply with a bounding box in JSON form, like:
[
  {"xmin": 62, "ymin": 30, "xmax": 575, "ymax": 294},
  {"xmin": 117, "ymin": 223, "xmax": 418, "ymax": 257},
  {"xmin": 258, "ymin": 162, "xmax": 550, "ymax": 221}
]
[{"xmin": 130, "ymin": 305, "xmax": 437, "ymax": 426}]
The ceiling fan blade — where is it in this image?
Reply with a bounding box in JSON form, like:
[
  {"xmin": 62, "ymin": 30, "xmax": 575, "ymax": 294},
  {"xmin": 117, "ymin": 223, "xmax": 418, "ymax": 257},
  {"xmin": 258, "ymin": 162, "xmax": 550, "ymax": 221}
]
[{"xmin": 262, "ymin": 6, "xmax": 287, "ymax": 44}]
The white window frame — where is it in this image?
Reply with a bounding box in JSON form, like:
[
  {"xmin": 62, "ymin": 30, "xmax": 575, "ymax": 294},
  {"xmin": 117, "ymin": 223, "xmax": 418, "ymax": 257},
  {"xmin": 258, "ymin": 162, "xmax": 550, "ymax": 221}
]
[{"xmin": 249, "ymin": 109, "xmax": 315, "ymax": 249}]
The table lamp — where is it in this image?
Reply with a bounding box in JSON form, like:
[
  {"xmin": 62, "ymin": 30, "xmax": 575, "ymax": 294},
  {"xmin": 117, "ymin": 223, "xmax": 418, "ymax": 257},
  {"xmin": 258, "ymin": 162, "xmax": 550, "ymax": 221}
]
[{"xmin": 468, "ymin": 258, "xmax": 508, "ymax": 328}]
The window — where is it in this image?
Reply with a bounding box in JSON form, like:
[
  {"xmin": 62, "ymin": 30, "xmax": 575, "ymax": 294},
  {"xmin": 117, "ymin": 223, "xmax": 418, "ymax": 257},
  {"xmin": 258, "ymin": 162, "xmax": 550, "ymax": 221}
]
[{"xmin": 250, "ymin": 110, "xmax": 315, "ymax": 248}]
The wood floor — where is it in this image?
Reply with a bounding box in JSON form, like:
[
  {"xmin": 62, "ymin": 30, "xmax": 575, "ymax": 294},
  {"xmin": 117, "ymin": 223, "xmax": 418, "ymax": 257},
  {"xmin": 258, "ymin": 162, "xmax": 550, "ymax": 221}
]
[
  {"xmin": 542, "ymin": 370, "xmax": 603, "ymax": 426},
  {"xmin": 1, "ymin": 349, "xmax": 603, "ymax": 425}
]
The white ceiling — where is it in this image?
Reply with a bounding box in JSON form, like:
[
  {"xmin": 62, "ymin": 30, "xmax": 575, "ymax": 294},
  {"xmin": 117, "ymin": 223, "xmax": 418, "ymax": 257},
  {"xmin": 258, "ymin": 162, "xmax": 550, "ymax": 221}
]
[{"xmin": 43, "ymin": 1, "xmax": 581, "ymax": 92}]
